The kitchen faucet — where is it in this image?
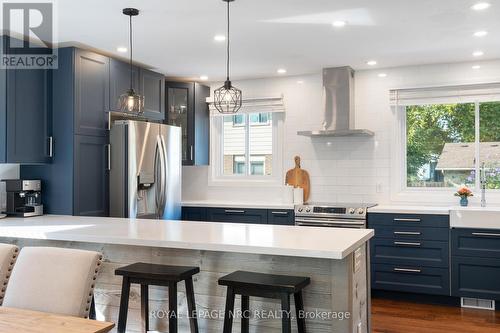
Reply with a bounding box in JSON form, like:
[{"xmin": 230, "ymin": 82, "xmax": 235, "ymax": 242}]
[{"xmin": 480, "ymin": 163, "xmax": 487, "ymax": 207}]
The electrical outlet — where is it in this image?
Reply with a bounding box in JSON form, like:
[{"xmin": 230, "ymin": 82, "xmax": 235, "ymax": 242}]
[{"xmin": 376, "ymin": 182, "xmax": 383, "ymax": 193}]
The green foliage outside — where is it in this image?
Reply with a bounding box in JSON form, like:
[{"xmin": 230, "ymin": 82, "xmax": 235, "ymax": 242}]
[{"xmin": 406, "ymin": 102, "xmax": 500, "ymax": 189}]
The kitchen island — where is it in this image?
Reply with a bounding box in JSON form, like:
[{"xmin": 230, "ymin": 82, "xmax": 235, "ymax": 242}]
[{"xmin": 0, "ymin": 215, "xmax": 373, "ymax": 333}]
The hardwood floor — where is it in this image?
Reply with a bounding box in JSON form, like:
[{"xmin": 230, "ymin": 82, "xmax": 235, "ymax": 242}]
[{"xmin": 372, "ymin": 298, "xmax": 500, "ymax": 333}]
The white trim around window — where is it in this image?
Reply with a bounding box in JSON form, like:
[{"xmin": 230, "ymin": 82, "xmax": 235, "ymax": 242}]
[{"xmin": 208, "ymin": 112, "xmax": 284, "ymax": 187}]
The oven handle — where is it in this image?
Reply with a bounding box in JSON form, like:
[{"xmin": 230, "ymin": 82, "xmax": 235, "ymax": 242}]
[
  {"xmin": 295, "ymin": 217, "xmax": 365, "ymax": 224},
  {"xmin": 295, "ymin": 218, "xmax": 365, "ymax": 227}
]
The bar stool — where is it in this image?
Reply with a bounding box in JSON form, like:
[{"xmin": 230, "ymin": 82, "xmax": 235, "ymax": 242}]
[
  {"xmin": 219, "ymin": 270, "xmax": 311, "ymax": 333},
  {"xmin": 115, "ymin": 262, "xmax": 200, "ymax": 333}
]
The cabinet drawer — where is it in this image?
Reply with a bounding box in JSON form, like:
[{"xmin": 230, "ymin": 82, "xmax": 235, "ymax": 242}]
[
  {"xmin": 451, "ymin": 256, "xmax": 500, "ymax": 300},
  {"xmin": 371, "ymin": 238, "xmax": 449, "ymax": 268},
  {"xmin": 368, "ymin": 213, "xmax": 449, "ymax": 228},
  {"xmin": 267, "ymin": 210, "xmax": 294, "ymax": 226},
  {"xmin": 207, "ymin": 208, "xmax": 268, "ymax": 224},
  {"xmin": 181, "ymin": 207, "xmax": 207, "ymax": 221},
  {"xmin": 372, "ymin": 225, "xmax": 449, "ymax": 241},
  {"xmin": 372, "ymin": 263, "xmax": 450, "ymax": 296},
  {"xmin": 451, "ymin": 228, "xmax": 500, "ymax": 259}
]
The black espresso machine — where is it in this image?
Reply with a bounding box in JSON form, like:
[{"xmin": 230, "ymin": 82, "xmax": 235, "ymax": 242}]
[{"xmin": 0, "ymin": 179, "xmax": 43, "ymax": 217}]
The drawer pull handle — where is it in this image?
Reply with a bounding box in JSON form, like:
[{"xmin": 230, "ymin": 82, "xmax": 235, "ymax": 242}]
[
  {"xmin": 471, "ymin": 232, "xmax": 500, "ymax": 238},
  {"xmin": 394, "ymin": 241, "xmax": 421, "ymax": 247},
  {"xmin": 393, "ymin": 268, "xmax": 421, "ymax": 273},
  {"xmin": 394, "ymin": 231, "xmax": 421, "ymax": 235},
  {"xmin": 393, "ymin": 218, "xmax": 421, "ymax": 222},
  {"xmin": 225, "ymin": 209, "xmax": 245, "ymax": 214},
  {"xmin": 271, "ymin": 211, "xmax": 288, "ymax": 215}
]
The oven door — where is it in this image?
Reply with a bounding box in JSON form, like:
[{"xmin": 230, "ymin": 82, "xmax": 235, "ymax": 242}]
[{"xmin": 295, "ymin": 217, "xmax": 365, "ymax": 228}]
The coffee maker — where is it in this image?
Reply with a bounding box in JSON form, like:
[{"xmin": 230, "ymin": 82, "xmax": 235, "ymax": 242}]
[{"xmin": 0, "ymin": 180, "xmax": 43, "ymax": 217}]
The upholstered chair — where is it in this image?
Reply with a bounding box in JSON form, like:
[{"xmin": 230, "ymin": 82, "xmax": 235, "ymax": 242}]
[
  {"xmin": 2, "ymin": 246, "xmax": 102, "ymax": 318},
  {"xmin": 0, "ymin": 243, "xmax": 19, "ymax": 305}
]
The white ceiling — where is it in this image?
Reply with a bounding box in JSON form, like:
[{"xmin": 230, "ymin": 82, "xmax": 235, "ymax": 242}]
[{"xmin": 53, "ymin": 0, "xmax": 500, "ymax": 80}]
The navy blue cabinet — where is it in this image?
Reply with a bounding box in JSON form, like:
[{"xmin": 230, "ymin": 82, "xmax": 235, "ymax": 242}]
[
  {"xmin": 74, "ymin": 49, "xmax": 109, "ymax": 137},
  {"xmin": 109, "ymin": 59, "xmax": 139, "ymax": 112},
  {"xmin": 0, "ymin": 37, "xmax": 51, "ymax": 164},
  {"xmin": 207, "ymin": 208, "xmax": 268, "ymax": 224},
  {"xmin": 73, "ymin": 135, "xmax": 109, "ymax": 216},
  {"xmin": 140, "ymin": 69, "xmax": 165, "ymax": 120},
  {"xmin": 21, "ymin": 47, "xmax": 110, "ymax": 216},
  {"xmin": 181, "ymin": 207, "xmax": 207, "ymax": 221},
  {"xmin": 451, "ymin": 228, "xmax": 500, "ymax": 300},
  {"xmin": 166, "ymin": 82, "xmax": 209, "ymax": 165},
  {"xmin": 267, "ymin": 210, "xmax": 294, "ymax": 225},
  {"xmin": 368, "ymin": 212, "xmax": 450, "ymax": 296}
]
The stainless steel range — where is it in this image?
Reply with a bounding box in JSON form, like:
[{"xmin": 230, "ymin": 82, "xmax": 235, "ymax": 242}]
[{"xmin": 294, "ymin": 203, "xmax": 377, "ymax": 228}]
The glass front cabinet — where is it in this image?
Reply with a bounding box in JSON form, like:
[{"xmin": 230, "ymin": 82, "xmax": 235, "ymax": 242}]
[{"xmin": 165, "ymin": 81, "xmax": 210, "ymax": 165}]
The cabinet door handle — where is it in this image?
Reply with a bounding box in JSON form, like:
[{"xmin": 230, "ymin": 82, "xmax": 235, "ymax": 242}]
[
  {"xmin": 225, "ymin": 209, "xmax": 245, "ymax": 214},
  {"xmin": 190, "ymin": 145, "xmax": 194, "ymax": 161},
  {"xmin": 48, "ymin": 136, "xmax": 53, "ymax": 157},
  {"xmin": 394, "ymin": 231, "xmax": 421, "ymax": 236},
  {"xmin": 271, "ymin": 211, "xmax": 288, "ymax": 215},
  {"xmin": 393, "ymin": 218, "xmax": 421, "ymax": 222},
  {"xmin": 393, "ymin": 267, "xmax": 421, "ymax": 273},
  {"xmin": 394, "ymin": 241, "xmax": 421, "ymax": 247},
  {"xmin": 106, "ymin": 144, "xmax": 111, "ymax": 171},
  {"xmin": 472, "ymin": 232, "xmax": 500, "ymax": 238}
]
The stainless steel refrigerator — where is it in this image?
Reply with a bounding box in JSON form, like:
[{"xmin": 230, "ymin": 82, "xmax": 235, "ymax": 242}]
[{"xmin": 109, "ymin": 120, "xmax": 181, "ymax": 219}]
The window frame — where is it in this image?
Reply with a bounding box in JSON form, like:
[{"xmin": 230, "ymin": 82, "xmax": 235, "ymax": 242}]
[
  {"xmin": 209, "ymin": 112, "xmax": 284, "ymax": 187},
  {"xmin": 392, "ymin": 100, "xmax": 500, "ymax": 203}
]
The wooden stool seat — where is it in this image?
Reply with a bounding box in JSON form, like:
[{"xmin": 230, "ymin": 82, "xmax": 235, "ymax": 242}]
[
  {"xmin": 116, "ymin": 262, "xmax": 200, "ymax": 333},
  {"xmin": 219, "ymin": 270, "xmax": 310, "ymax": 333}
]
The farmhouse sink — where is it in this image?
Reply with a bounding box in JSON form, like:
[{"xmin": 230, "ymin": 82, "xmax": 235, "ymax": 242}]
[{"xmin": 450, "ymin": 207, "xmax": 500, "ymax": 229}]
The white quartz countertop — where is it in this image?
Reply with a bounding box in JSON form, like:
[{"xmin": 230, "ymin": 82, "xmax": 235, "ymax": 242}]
[
  {"xmin": 368, "ymin": 205, "xmax": 451, "ymax": 215},
  {"xmin": 182, "ymin": 200, "xmax": 295, "ymax": 210},
  {"xmin": 0, "ymin": 215, "xmax": 373, "ymax": 260}
]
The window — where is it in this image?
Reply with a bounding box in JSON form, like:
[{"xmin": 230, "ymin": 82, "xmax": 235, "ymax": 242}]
[
  {"xmin": 404, "ymin": 101, "xmax": 500, "ymax": 189},
  {"xmin": 211, "ymin": 111, "xmax": 282, "ymax": 182}
]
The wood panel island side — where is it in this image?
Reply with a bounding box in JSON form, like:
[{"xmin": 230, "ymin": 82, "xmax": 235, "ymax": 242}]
[{"xmin": 0, "ymin": 215, "xmax": 373, "ymax": 333}]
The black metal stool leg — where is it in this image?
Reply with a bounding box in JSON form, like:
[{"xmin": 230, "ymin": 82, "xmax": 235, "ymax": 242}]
[
  {"xmin": 185, "ymin": 277, "xmax": 199, "ymax": 333},
  {"xmin": 117, "ymin": 276, "xmax": 131, "ymax": 333},
  {"xmin": 223, "ymin": 287, "xmax": 235, "ymax": 333},
  {"xmin": 169, "ymin": 282, "xmax": 178, "ymax": 333},
  {"xmin": 294, "ymin": 291, "xmax": 306, "ymax": 333},
  {"xmin": 141, "ymin": 284, "xmax": 149, "ymax": 333},
  {"xmin": 281, "ymin": 293, "xmax": 291, "ymax": 333},
  {"xmin": 241, "ymin": 295, "xmax": 250, "ymax": 333},
  {"xmin": 89, "ymin": 295, "xmax": 96, "ymax": 320}
]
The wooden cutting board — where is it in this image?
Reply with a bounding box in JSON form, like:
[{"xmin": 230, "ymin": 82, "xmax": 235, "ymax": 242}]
[{"xmin": 285, "ymin": 156, "xmax": 310, "ymax": 202}]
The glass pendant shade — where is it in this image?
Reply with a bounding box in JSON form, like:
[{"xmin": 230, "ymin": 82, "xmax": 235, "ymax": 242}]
[
  {"xmin": 214, "ymin": 80, "xmax": 242, "ymax": 114},
  {"xmin": 119, "ymin": 88, "xmax": 145, "ymax": 115}
]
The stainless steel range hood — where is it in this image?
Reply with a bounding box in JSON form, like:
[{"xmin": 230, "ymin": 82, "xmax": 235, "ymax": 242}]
[{"xmin": 297, "ymin": 66, "xmax": 374, "ymax": 137}]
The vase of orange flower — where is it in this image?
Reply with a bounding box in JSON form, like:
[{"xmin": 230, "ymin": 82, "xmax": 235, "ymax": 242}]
[{"xmin": 454, "ymin": 186, "xmax": 473, "ymax": 207}]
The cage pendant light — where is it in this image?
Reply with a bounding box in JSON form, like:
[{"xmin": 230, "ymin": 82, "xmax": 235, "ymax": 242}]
[
  {"xmin": 213, "ymin": 0, "xmax": 242, "ymax": 114},
  {"xmin": 119, "ymin": 8, "xmax": 145, "ymax": 115}
]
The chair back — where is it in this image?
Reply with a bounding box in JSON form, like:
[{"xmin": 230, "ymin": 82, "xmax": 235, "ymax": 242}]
[
  {"xmin": 2, "ymin": 246, "xmax": 102, "ymax": 318},
  {"xmin": 0, "ymin": 243, "xmax": 19, "ymax": 305}
]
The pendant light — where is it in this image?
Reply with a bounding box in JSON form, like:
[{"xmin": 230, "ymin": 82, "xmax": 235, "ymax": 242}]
[
  {"xmin": 213, "ymin": 0, "xmax": 242, "ymax": 114},
  {"xmin": 119, "ymin": 8, "xmax": 144, "ymax": 115}
]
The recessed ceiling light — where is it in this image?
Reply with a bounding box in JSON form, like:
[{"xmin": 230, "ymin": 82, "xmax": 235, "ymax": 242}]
[
  {"xmin": 471, "ymin": 2, "xmax": 491, "ymax": 11},
  {"xmin": 378, "ymin": 73, "xmax": 387, "ymax": 78},
  {"xmin": 472, "ymin": 65, "xmax": 481, "ymax": 69},
  {"xmin": 214, "ymin": 35, "xmax": 226, "ymax": 42},
  {"xmin": 474, "ymin": 30, "xmax": 488, "ymax": 37},
  {"xmin": 297, "ymin": 80, "xmax": 304, "ymax": 84},
  {"xmin": 117, "ymin": 47, "xmax": 127, "ymax": 53},
  {"xmin": 277, "ymin": 68, "xmax": 287, "ymax": 74},
  {"xmin": 332, "ymin": 20, "xmax": 347, "ymax": 28},
  {"xmin": 199, "ymin": 75, "xmax": 208, "ymax": 81},
  {"xmin": 367, "ymin": 60, "xmax": 377, "ymax": 66},
  {"xmin": 473, "ymin": 51, "xmax": 484, "ymax": 57}
]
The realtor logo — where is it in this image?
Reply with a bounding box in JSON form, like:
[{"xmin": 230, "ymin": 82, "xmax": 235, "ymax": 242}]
[{"xmin": 1, "ymin": 1, "xmax": 58, "ymax": 69}]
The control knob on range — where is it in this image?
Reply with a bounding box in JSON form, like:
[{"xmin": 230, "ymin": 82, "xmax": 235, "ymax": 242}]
[
  {"xmin": 349, "ymin": 208, "xmax": 356, "ymax": 214},
  {"xmin": 357, "ymin": 208, "xmax": 365, "ymax": 214},
  {"xmin": 305, "ymin": 207, "xmax": 311, "ymax": 213},
  {"xmin": 297, "ymin": 207, "xmax": 303, "ymax": 212}
]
